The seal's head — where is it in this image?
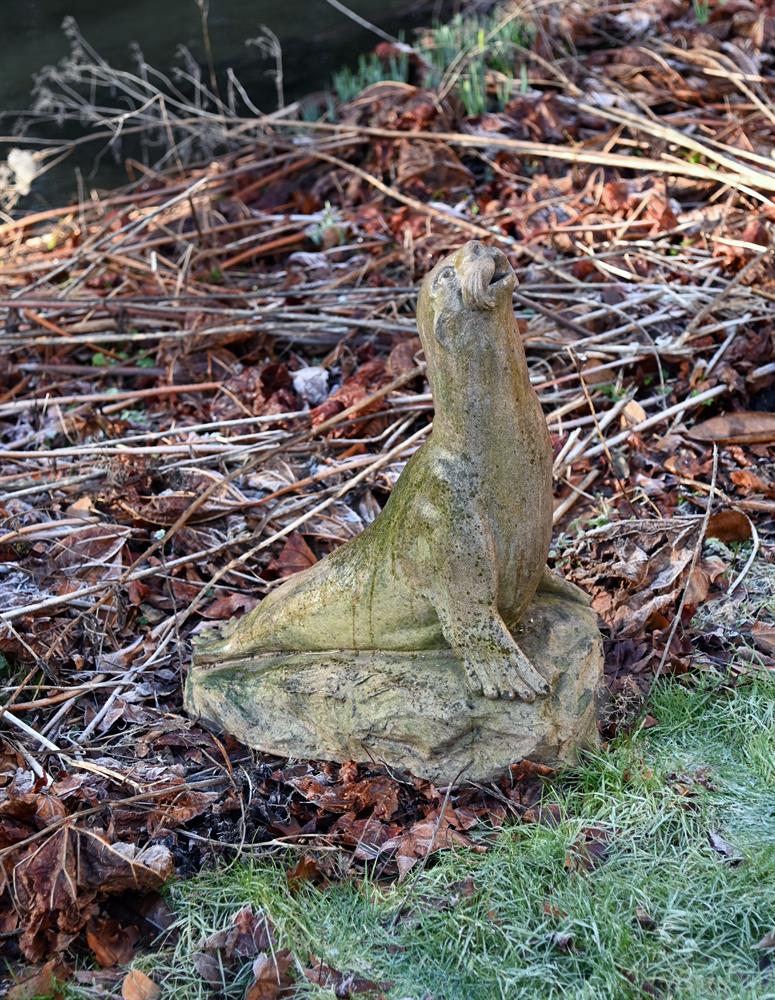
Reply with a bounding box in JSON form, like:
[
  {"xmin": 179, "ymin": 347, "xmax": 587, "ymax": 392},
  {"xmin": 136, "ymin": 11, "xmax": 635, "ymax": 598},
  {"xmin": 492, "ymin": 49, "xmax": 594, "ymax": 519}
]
[{"xmin": 418, "ymin": 240, "xmax": 516, "ymax": 350}]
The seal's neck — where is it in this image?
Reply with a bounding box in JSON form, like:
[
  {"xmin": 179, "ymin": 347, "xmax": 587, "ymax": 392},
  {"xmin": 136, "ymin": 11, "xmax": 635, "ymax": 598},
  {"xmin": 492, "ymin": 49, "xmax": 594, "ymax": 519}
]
[{"xmin": 426, "ymin": 310, "xmax": 534, "ymax": 454}]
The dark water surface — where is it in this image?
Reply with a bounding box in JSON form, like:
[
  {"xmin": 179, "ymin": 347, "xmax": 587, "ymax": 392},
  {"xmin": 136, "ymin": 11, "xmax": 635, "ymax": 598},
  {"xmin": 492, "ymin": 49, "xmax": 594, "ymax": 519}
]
[{"xmin": 0, "ymin": 0, "xmax": 441, "ymax": 203}]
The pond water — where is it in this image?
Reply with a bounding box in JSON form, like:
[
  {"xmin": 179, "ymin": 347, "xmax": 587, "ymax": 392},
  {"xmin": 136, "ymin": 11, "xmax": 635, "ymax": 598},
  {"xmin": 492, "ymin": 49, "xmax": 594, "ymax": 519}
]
[{"xmin": 0, "ymin": 0, "xmax": 442, "ymax": 203}]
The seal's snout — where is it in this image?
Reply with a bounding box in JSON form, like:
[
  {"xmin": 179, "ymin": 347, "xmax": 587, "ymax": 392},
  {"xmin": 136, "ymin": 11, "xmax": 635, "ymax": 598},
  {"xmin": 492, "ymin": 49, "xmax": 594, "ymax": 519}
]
[
  {"xmin": 460, "ymin": 253, "xmax": 495, "ymax": 311},
  {"xmin": 459, "ymin": 243, "xmax": 515, "ymax": 311}
]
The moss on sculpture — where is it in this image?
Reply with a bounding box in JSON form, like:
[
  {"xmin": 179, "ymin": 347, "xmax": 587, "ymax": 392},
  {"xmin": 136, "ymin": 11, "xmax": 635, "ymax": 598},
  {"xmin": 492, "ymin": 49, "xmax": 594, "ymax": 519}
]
[{"xmin": 186, "ymin": 240, "xmax": 604, "ymax": 779}]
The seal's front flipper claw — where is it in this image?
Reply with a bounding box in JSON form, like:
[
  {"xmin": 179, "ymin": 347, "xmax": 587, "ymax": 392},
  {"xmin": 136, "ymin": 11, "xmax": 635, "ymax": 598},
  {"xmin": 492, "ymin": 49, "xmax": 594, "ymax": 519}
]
[
  {"xmin": 462, "ymin": 644, "xmax": 548, "ymax": 703},
  {"xmin": 510, "ymin": 644, "xmax": 550, "ymax": 698}
]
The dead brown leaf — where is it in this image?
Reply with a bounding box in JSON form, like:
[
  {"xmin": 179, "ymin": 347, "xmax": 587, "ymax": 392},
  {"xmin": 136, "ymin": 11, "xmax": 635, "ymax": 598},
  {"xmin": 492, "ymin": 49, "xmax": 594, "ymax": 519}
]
[
  {"xmin": 310, "ymin": 360, "xmax": 388, "ymax": 435},
  {"xmin": 85, "ymin": 914, "xmax": 138, "ymax": 967},
  {"xmin": 706, "ymin": 509, "xmax": 752, "ymax": 543},
  {"xmin": 708, "ymin": 830, "xmax": 742, "ymax": 862},
  {"xmin": 286, "ymin": 853, "xmax": 326, "ymax": 893},
  {"xmin": 752, "ymin": 623, "xmax": 775, "ymax": 655},
  {"xmin": 384, "ymin": 808, "xmax": 483, "ymax": 878},
  {"xmin": 730, "ymin": 468, "xmax": 775, "ymax": 498},
  {"xmin": 386, "ymin": 337, "xmax": 422, "ymax": 378},
  {"xmin": 210, "ymin": 365, "xmax": 295, "ymax": 422},
  {"xmin": 49, "ymin": 524, "xmax": 131, "ymax": 585},
  {"xmin": 14, "ymin": 828, "xmax": 173, "ymax": 962},
  {"xmin": 396, "ymin": 140, "xmax": 473, "ymax": 196},
  {"xmin": 688, "ymin": 411, "xmax": 775, "ymax": 445},
  {"xmin": 754, "ymin": 930, "xmax": 775, "ymax": 951},
  {"xmin": 7, "ymin": 958, "xmax": 71, "ymax": 1000},
  {"xmin": 202, "ymin": 592, "xmax": 260, "ymax": 619},
  {"xmin": 635, "ymin": 904, "xmax": 657, "ymax": 930},
  {"xmin": 303, "ymin": 955, "xmax": 390, "ymax": 997},
  {"xmin": 244, "ymin": 950, "xmax": 295, "ymax": 1000},
  {"xmin": 621, "ymin": 399, "xmax": 647, "ymax": 428},
  {"xmin": 193, "ymin": 906, "xmax": 276, "ymax": 986},
  {"xmin": 117, "ymin": 491, "xmax": 243, "ymax": 526},
  {"xmin": 204, "ymin": 905, "xmax": 273, "ymax": 959},
  {"xmin": 683, "ymin": 564, "xmax": 712, "ymax": 610},
  {"xmin": 267, "ymin": 533, "xmax": 318, "ymax": 578},
  {"xmin": 121, "ymin": 969, "xmax": 161, "ymax": 1000},
  {"xmin": 564, "ymin": 825, "xmax": 612, "ymax": 872},
  {"xmin": 293, "ymin": 772, "xmax": 400, "ymax": 821},
  {"xmin": 564, "ymin": 518, "xmax": 726, "ymax": 653}
]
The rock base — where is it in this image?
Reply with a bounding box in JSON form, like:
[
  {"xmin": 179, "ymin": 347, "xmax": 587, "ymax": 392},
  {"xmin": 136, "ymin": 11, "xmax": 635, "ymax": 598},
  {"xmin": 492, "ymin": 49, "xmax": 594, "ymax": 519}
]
[{"xmin": 185, "ymin": 593, "xmax": 604, "ymax": 785}]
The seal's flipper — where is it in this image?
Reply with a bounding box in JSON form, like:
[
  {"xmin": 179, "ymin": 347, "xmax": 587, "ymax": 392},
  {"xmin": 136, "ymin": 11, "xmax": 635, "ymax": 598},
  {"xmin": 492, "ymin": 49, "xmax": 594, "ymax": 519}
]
[
  {"xmin": 461, "ymin": 640, "xmax": 550, "ymax": 702},
  {"xmin": 538, "ymin": 567, "xmax": 592, "ymax": 606}
]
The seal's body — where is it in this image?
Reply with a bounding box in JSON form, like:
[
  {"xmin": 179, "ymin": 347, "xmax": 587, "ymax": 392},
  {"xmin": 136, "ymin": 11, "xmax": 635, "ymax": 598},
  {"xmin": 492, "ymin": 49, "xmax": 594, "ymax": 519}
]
[{"xmin": 208, "ymin": 241, "xmax": 587, "ymax": 700}]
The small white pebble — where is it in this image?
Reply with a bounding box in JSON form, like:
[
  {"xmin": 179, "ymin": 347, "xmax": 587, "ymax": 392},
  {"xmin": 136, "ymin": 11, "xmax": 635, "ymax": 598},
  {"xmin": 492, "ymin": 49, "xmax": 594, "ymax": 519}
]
[{"xmin": 292, "ymin": 366, "xmax": 329, "ymax": 405}]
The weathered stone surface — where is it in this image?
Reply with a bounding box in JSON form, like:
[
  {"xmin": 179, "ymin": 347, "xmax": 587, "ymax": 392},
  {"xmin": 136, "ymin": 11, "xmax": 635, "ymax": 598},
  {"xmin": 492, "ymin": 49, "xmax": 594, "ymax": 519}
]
[
  {"xmin": 184, "ymin": 240, "xmax": 606, "ymax": 781},
  {"xmin": 185, "ymin": 592, "xmax": 604, "ymax": 785}
]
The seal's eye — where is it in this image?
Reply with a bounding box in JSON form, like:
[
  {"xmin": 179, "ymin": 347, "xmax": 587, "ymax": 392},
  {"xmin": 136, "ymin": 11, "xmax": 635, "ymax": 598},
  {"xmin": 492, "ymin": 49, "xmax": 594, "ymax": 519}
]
[
  {"xmin": 430, "ymin": 264, "xmax": 458, "ymax": 304},
  {"xmin": 433, "ymin": 266, "xmax": 456, "ymax": 293}
]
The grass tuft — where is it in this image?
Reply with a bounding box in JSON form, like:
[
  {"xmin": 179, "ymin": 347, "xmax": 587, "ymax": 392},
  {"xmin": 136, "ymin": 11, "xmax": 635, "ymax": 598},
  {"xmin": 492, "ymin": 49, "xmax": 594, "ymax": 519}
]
[
  {"xmin": 94, "ymin": 674, "xmax": 775, "ymax": 1000},
  {"xmin": 332, "ymin": 49, "xmax": 410, "ymax": 104}
]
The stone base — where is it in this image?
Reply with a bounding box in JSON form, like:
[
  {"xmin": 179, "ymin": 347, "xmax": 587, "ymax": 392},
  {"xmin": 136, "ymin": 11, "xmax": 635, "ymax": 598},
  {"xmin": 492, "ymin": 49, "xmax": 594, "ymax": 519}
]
[{"xmin": 185, "ymin": 593, "xmax": 604, "ymax": 785}]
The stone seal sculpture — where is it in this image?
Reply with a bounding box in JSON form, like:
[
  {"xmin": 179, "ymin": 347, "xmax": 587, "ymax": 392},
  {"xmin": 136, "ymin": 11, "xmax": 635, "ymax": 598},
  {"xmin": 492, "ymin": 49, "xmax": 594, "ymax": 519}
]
[{"xmin": 186, "ymin": 241, "xmax": 604, "ymax": 783}]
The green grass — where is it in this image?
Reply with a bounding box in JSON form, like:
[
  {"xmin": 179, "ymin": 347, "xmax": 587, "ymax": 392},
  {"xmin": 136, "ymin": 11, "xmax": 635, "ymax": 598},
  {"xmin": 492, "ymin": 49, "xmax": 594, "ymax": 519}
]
[
  {"xmin": 332, "ymin": 49, "xmax": 410, "ymax": 104},
  {"xmin": 107, "ymin": 674, "xmax": 775, "ymax": 1000},
  {"xmin": 331, "ymin": 11, "xmax": 534, "ymax": 114},
  {"xmin": 693, "ymin": 0, "xmax": 711, "ymax": 26}
]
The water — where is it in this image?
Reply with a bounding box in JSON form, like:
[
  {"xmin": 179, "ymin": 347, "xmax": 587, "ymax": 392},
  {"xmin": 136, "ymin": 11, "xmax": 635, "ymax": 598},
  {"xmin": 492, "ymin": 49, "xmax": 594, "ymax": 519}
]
[{"xmin": 0, "ymin": 0, "xmax": 443, "ymax": 204}]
